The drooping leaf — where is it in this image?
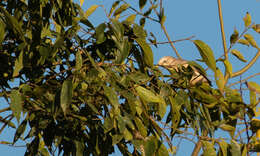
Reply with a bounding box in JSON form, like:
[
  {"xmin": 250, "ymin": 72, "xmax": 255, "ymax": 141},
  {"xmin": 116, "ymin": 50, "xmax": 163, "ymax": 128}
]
[
  {"xmin": 113, "ymin": 3, "xmax": 130, "ymax": 17},
  {"xmin": 85, "ymin": 5, "xmax": 99, "ymax": 18},
  {"xmin": 202, "ymin": 141, "xmax": 217, "ymax": 156},
  {"xmin": 218, "ymin": 140, "xmax": 228, "ymax": 156},
  {"xmin": 13, "ymin": 119, "xmax": 27, "ymax": 144},
  {"xmin": 230, "ymin": 29, "xmax": 239, "ymax": 44},
  {"xmin": 10, "ymin": 90, "xmax": 23, "ymax": 123},
  {"xmin": 229, "ymin": 140, "xmax": 241, "ymax": 156},
  {"xmin": 246, "ymin": 81, "xmax": 260, "ymax": 94},
  {"xmin": 244, "ymin": 33, "xmax": 258, "ymax": 48},
  {"xmin": 13, "ymin": 51, "xmax": 23, "ymax": 77},
  {"xmin": 139, "ymin": 0, "xmax": 147, "ymax": 10},
  {"xmin": 223, "ymin": 59, "xmax": 232, "ymax": 76},
  {"xmin": 230, "ymin": 49, "xmax": 247, "ymax": 62},
  {"xmin": 104, "ymin": 86, "xmax": 119, "ymax": 109},
  {"xmin": 237, "ymin": 39, "xmax": 250, "ymax": 47},
  {"xmin": 193, "ymin": 40, "xmax": 216, "ymax": 72},
  {"xmin": 60, "ymin": 80, "xmax": 73, "ymax": 115},
  {"xmin": 135, "ymin": 38, "xmax": 153, "ymax": 67},
  {"xmin": 76, "ymin": 51, "xmax": 82, "ymax": 71},
  {"xmin": 215, "ymin": 68, "xmax": 225, "ymax": 94},
  {"xmin": 109, "ymin": 1, "xmax": 120, "ymax": 17},
  {"xmin": 243, "ymin": 12, "xmax": 251, "ymax": 27}
]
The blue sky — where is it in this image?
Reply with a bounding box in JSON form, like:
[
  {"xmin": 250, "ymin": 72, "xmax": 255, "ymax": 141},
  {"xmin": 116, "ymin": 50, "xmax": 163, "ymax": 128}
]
[{"xmin": 1, "ymin": 0, "xmax": 260, "ymax": 155}]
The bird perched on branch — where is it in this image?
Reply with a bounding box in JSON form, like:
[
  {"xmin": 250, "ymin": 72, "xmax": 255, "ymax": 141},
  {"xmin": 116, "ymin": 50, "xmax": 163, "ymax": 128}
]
[{"xmin": 158, "ymin": 56, "xmax": 211, "ymax": 86}]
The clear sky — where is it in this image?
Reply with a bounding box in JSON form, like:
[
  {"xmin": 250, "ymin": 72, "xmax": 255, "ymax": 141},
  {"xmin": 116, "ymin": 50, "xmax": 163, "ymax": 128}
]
[{"xmin": 1, "ymin": 0, "xmax": 260, "ymax": 155}]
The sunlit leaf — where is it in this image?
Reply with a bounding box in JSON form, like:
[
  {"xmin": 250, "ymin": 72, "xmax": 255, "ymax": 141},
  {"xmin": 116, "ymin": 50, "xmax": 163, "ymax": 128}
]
[
  {"xmin": 244, "ymin": 33, "xmax": 258, "ymax": 48},
  {"xmin": 10, "ymin": 90, "xmax": 23, "ymax": 123},
  {"xmin": 246, "ymin": 81, "xmax": 260, "ymax": 94},
  {"xmin": 215, "ymin": 68, "xmax": 225, "ymax": 93},
  {"xmin": 144, "ymin": 136, "xmax": 158, "ymax": 156},
  {"xmin": 104, "ymin": 86, "xmax": 119, "ymax": 109},
  {"xmin": 76, "ymin": 51, "xmax": 82, "ymax": 71},
  {"xmin": 218, "ymin": 140, "xmax": 228, "ymax": 156},
  {"xmin": 202, "ymin": 141, "xmax": 217, "ymax": 156},
  {"xmin": 230, "ymin": 140, "xmax": 241, "ymax": 156},
  {"xmin": 85, "ymin": 5, "xmax": 99, "ymax": 18},
  {"xmin": 223, "ymin": 59, "xmax": 232, "ymax": 76},
  {"xmin": 60, "ymin": 80, "xmax": 73, "ymax": 115},
  {"xmin": 193, "ymin": 40, "xmax": 216, "ymax": 72},
  {"xmin": 135, "ymin": 85, "xmax": 161, "ymax": 103},
  {"xmin": 237, "ymin": 39, "xmax": 250, "ymax": 47},
  {"xmin": 113, "ymin": 4, "xmax": 130, "ymax": 17},
  {"xmin": 109, "ymin": 1, "xmax": 120, "ymax": 17},
  {"xmin": 243, "ymin": 12, "xmax": 251, "ymax": 27},
  {"xmin": 230, "ymin": 49, "xmax": 247, "ymax": 62},
  {"xmin": 124, "ymin": 14, "xmax": 136, "ymax": 24}
]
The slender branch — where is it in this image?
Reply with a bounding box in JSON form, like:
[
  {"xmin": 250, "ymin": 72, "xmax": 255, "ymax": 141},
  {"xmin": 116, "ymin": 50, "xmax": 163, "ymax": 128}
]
[
  {"xmin": 228, "ymin": 72, "xmax": 260, "ymax": 87},
  {"xmin": 148, "ymin": 35, "xmax": 195, "ymax": 45},
  {"xmin": 217, "ymin": 0, "xmax": 228, "ymax": 59},
  {"xmin": 231, "ymin": 50, "xmax": 260, "ymax": 78},
  {"xmin": 149, "ymin": 0, "xmax": 181, "ymax": 59}
]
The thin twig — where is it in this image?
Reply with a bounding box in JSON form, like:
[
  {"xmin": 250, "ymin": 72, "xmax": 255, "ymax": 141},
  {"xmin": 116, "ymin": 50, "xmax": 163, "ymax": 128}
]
[
  {"xmin": 149, "ymin": 35, "xmax": 195, "ymax": 45},
  {"xmin": 228, "ymin": 72, "xmax": 260, "ymax": 87}
]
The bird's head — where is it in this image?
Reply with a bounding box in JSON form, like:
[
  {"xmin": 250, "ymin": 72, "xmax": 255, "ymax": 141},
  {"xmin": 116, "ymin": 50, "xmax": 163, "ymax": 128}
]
[{"xmin": 158, "ymin": 56, "xmax": 176, "ymax": 66}]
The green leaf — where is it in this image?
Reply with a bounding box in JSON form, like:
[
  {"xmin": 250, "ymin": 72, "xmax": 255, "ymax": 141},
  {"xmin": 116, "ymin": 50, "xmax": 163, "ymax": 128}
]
[
  {"xmin": 113, "ymin": 3, "xmax": 130, "ymax": 17},
  {"xmin": 10, "ymin": 90, "xmax": 23, "ymax": 123},
  {"xmin": 230, "ymin": 49, "xmax": 247, "ymax": 62},
  {"xmin": 237, "ymin": 39, "xmax": 250, "ymax": 47},
  {"xmin": 112, "ymin": 134, "xmax": 123, "ymax": 145},
  {"xmin": 85, "ymin": 5, "xmax": 99, "ymax": 18},
  {"xmin": 193, "ymin": 40, "xmax": 216, "ymax": 72},
  {"xmin": 135, "ymin": 38, "xmax": 154, "ymax": 67},
  {"xmin": 109, "ymin": 1, "xmax": 120, "ymax": 17},
  {"xmin": 104, "ymin": 86, "xmax": 119, "ymax": 109},
  {"xmin": 157, "ymin": 143, "xmax": 169, "ymax": 156},
  {"xmin": 215, "ymin": 68, "xmax": 225, "ymax": 93},
  {"xmin": 243, "ymin": 12, "xmax": 251, "ymax": 27},
  {"xmin": 202, "ymin": 141, "xmax": 217, "ymax": 156},
  {"xmin": 253, "ymin": 24, "xmax": 260, "ymax": 34},
  {"xmin": 230, "ymin": 140, "xmax": 241, "ymax": 156},
  {"xmin": 75, "ymin": 140, "xmax": 84, "ymax": 156},
  {"xmin": 218, "ymin": 140, "xmax": 228, "ymax": 156},
  {"xmin": 110, "ymin": 19, "xmax": 124, "ymax": 41},
  {"xmin": 144, "ymin": 136, "xmax": 158, "ymax": 156},
  {"xmin": 133, "ymin": 24, "xmax": 147, "ymax": 39},
  {"xmin": 230, "ymin": 29, "xmax": 239, "ymax": 44},
  {"xmin": 246, "ymin": 81, "xmax": 260, "ymax": 94},
  {"xmin": 139, "ymin": 0, "xmax": 147, "ymax": 10},
  {"xmin": 13, "ymin": 51, "xmax": 23, "ymax": 77},
  {"xmin": 124, "ymin": 14, "xmax": 136, "ymax": 24},
  {"xmin": 244, "ymin": 33, "xmax": 258, "ymax": 48},
  {"xmin": 135, "ymin": 86, "xmax": 161, "ymax": 103},
  {"xmin": 134, "ymin": 117, "xmax": 147, "ymax": 137},
  {"xmin": 60, "ymin": 80, "xmax": 73, "ymax": 115},
  {"xmin": 123, "ymin": 128, "xmax": 133, "ymax": 141},
  {"xmin": 0, "ymin": 19, "xmax": 5, "ymax": 43},
  {"xmin": 13, "ymin": 119, "xmax": 27, "ymax": 144},
  {"xmin": 76, "ymin": 51, "xmax": 82, "ymax": 71},
  {"xmin": 114, "ymin": 37, "xmax": 131, "ymax": 64},
  {"xmin": 223, "ymin": 59, "xmax": 232, "ymax": 76},
  {"xmin": 95, "ymin": 23, "xmax": 106, "ymax": 44}
]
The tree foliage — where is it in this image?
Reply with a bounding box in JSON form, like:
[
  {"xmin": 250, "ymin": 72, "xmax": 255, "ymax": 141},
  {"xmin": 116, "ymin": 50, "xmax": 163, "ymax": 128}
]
[{"xmin": 0, "ymin": 0, "xmax": 260, "ymax": 156}]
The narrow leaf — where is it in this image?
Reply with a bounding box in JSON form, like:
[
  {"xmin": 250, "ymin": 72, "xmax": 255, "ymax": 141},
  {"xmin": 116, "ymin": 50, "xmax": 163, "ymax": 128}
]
[
  {"xmin": 13, "ymin": 51, "xmax": 23, "ymax": 77},
  {"xmin": 109, "ymin": 1, "xmax": 120, "ymax": 17},
  {"xmin": 10, "ymin": 90, "xmax": 23, "ymax": 123},
  {"xmin": 60, "ymin": 80, "xmax": 73, "ymax": 115},
  {"xmin": 243, "ymin": 12, "xmax": 251, "ymax": 27},
  {"xmin": 125, "ymin": 14, "xmax": 136, "ymax": 24},
  {"xmin": 246, "ymin": 81, "xmax": 260, "ymax": 94},
  {"xmin": 135, "ymin": 85, "xmax": 161, "ymax": 103},
  {"xmin": 218, "ymin": 140, "xmax": 228, "ymax": 156},
  {"xmin": 104, "ymin": 86, "xmax": 119, "ymax": 109},
  {"xmin": 85, "ymin": 5, "xmax": 99, "ymax": 18},
  {"xmin": 135, "ymin": 38, "xmax": 153, "ymax": 67},
  {"xmin": 237, "ymin": 39, "xmax": 250, "ymax": 47},
  {"xmin": 139, "ymin": 0, "xmax": 147, "ymax": 10},
  {"xmin": 223, "ymin": 59, "xmax": 232, "ymax": 76},
  {"xmin": 230, "ymin": 29, "xmax": 239, "ymax": 44},
  {"xmin": 215, "ymin": 68, "xmax": 225, "ymax": 93},
  {"xmin": 13, "ymin": 119, "xmax": 27, "ymax": 144},
  {"xmin": 113, "ymin": 4, "xmax": 130, "ymax": 17},
  {"xmin": 231, "ymin": 49, "xmax": 247, "ymax": 62},
  {"xmin": 193, "ymin": 40, "xmax": 216, "ymax": 72},
  {"xmin": 76, "ymin": 51, "xmax": 82, "ymax": 71},
  {"xmin": 244, "ymin": 33, "xmax": 258, "ymax": 48}
]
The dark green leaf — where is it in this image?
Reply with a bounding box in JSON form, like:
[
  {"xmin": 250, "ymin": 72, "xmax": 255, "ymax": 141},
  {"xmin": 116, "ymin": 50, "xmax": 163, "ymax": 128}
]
[
  {"xmin": 135, "ymin": 38, "xmax": 153, "ymax": 67},
  {"xmin": 95, "ymin": 23, "xmax": 107, "ymax": 44},
  {"xmin": 60, "ymin": 80, "xmax": 73, "ymax": 115},
  {"xmin": 76, "ymin": 51, "xmax": 82, "ymax": 71},
  {"xmin": 112, "ymin": 134, "xmax": 123, "ymax": 145},
  {"xmin": 10, "ymin": 90, "xmax": 23, "ymax": 123},
  {"xmin": 202, "ymin": 141, "xmax": 217, "ymax": 156},
  {"xmin": 133, "ymin": 24, "xmax": 147, "ymax": 39},
  {"xmin": 13, "ymin": 51, "xmax": 23, "ymax": 77},
  {"xmin": 13, "ymin": 119, "xmax": 27, "ymax": 144},
  {"xmin": 144, "ymin": 136, "xmax": 158, "ymax": 156},
  {"xmin": 230, "ymin": 29, "xmax": 239, "ymax": 44},
  {"xmin": 104, "ymin": 86, "xmax": 119, "ymax": 109},
  {"xmin": 139, "ymin": 0, "xmax": 147, "ymax": 10}
]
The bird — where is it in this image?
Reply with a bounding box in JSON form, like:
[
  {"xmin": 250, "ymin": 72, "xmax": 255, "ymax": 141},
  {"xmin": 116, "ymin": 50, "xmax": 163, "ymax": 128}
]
[{"xmin": 158, "ymin": 56, "xmax": 211, "ymax": 85}]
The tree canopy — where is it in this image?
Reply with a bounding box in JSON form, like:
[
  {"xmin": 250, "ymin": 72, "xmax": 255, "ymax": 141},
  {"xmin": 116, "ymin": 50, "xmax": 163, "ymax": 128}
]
[{"xmin": 0, "ymin": 0, "xmax": 260, "ymax": 156}]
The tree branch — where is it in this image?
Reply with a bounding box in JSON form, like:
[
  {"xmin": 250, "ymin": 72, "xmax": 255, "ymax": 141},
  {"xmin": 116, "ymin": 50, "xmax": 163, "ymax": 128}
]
[{"xmin": 228, "ymin": 72, "xmax": 260, "ymax": 87}]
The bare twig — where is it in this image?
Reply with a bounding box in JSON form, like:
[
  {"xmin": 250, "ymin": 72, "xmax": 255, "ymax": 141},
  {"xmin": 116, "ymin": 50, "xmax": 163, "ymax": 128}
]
[
  {"xmin": 228, "ymin": 72, "xmax": 260, "ymax": 87},
  {"xmin": 149, "ymin": 35, "xmax": 195, "ymax": 45}
]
